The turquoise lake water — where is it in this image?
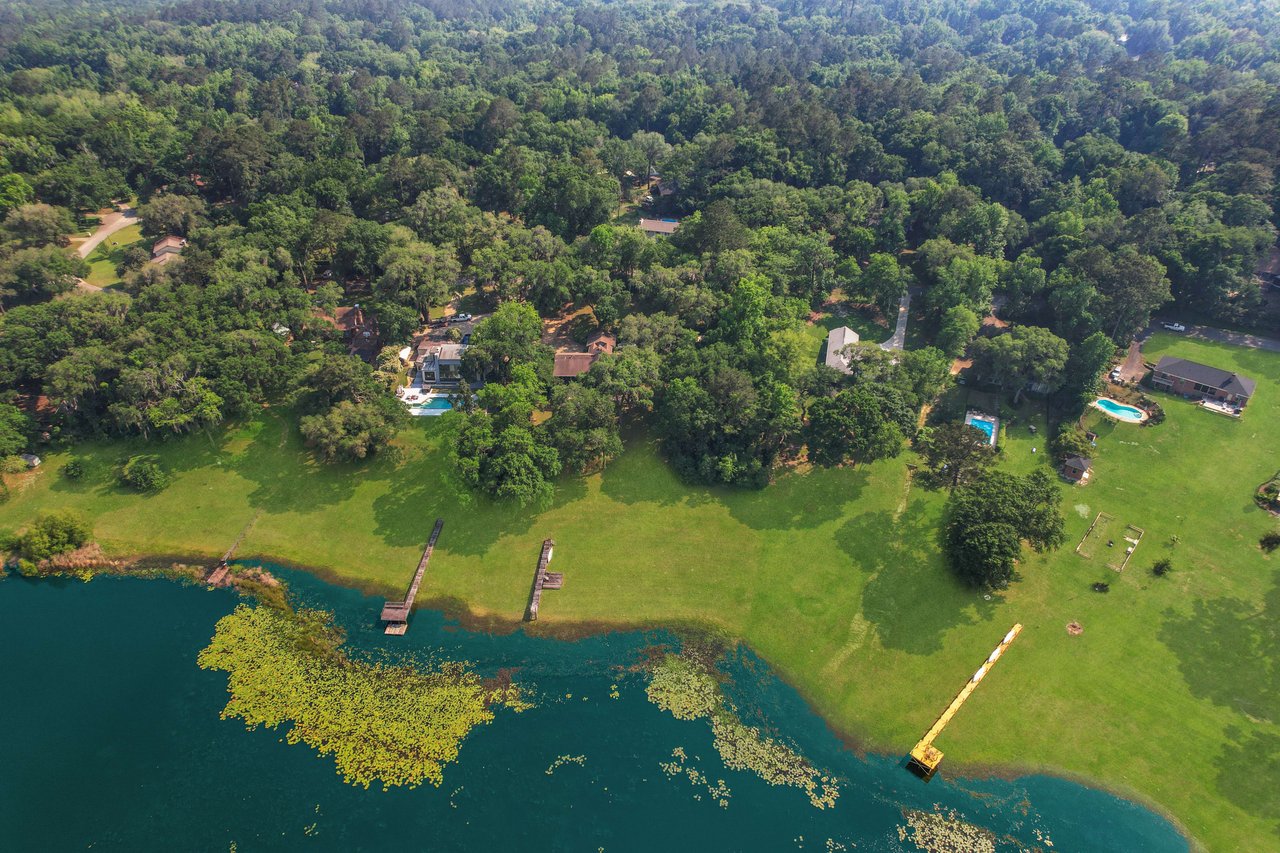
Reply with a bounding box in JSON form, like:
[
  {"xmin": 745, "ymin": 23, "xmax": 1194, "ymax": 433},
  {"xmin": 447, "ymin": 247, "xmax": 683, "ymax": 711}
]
[{"xmin": 0, "ymin": 568, "xmax": 1189, "ymax": 852}]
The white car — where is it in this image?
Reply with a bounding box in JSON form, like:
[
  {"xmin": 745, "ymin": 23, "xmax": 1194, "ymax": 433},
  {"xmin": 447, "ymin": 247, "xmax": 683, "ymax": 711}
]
[{"xmin": 1162, "ymin": 322, "xmax": 1187, "ymax": 332}]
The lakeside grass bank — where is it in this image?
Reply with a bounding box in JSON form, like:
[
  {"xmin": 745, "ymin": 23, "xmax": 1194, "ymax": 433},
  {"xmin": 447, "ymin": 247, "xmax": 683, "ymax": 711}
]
[{"xmin": 2, "ymin": 332, "xmax": 1277, "ymax": 850}]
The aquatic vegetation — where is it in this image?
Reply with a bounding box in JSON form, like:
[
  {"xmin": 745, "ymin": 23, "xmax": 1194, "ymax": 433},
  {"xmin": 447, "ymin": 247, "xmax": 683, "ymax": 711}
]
[
  {"xmin": 198, "ymin": 604, "xmax": 526, "ymax": 789},
  {"xmin": 645, "ymin": 654, "xmax": 720, "ymax": 720},
  {"xmin": 545, "ymin": 754, "xmax": 586, "ymax": 775},
  {"xmin": 898, "ymin": 807, "xmax": 996, "ymax": 853},
  {"xmin": 657, "ymin": 747, "xmax": 732, "ymax": 807},
  {"xmin": 710, "ymin": 715, "xmax": 839, "ymax": 809},
  {"xmin": 645, "ymin": 653, "xmax": 838, "ymax": 809}
]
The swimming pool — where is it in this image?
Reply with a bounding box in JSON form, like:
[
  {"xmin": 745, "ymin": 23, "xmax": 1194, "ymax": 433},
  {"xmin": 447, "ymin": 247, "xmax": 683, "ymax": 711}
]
[
  {"xmin": 964, "ymin": 411, "xmax": 999, "ymax": 446},
  {"xmin": 1093, "ymin": 397, "xmax": 1147, "ymax": 423},
  {"xmin": 407, "ymin": 395, "xmax": 453, "ymax": 416}
]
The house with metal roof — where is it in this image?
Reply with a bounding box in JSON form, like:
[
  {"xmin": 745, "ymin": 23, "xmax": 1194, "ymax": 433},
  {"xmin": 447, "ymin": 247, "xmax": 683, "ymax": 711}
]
[
  {"xmin": 1150, "ymin": 356, "xmax": 1256, "ymax": 407},
  {"xmin": 823, "ymin": 326, "xmax": 860, "ymax": 374},
  {"xmin": 638, "ymin": 217, "xmax": 679, "ymax": 237}
]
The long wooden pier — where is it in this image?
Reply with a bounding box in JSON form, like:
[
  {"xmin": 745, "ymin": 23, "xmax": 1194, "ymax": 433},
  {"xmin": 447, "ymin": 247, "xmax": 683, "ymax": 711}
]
[
  {"xmin": 906, "ymin": 623, "xmax": 1022, "ymax": 781},
  {"xmin": 380, "ymin": 518, "xmax": 445, "ymax": 635},
  {"xmin": 525, "ymin": 538, "xmax": 561, "ymax": 621}
]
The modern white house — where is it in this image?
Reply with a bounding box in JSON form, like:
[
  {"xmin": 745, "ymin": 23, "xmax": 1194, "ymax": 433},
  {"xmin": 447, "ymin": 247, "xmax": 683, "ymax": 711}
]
[
  {"xmin": 417, "ymin": 341, "xmax": 468, "ymax": 384},
  {"xmin": 824, "ymin": 326, "xmax": 859, "ymax": 374}
]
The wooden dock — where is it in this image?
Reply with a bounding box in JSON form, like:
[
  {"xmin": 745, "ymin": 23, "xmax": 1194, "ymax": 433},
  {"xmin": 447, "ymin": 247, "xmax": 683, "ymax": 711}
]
[
  {"xmin": 380, "ymin": 518, "xmax": 445, "ymax": 635},
  {"xmin": 525, "ymin": 538, "xmax": 560, "ymax": 621},
  {"xmin": 206, "ymin": 511, "xmax": 262, "ymax": 586}
]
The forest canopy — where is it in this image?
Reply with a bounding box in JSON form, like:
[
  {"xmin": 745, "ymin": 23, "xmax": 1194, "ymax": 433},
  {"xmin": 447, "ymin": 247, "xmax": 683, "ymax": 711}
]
[{"xmin": 1, "ymin": 0, "xmax": 1277, "ymax": 492}]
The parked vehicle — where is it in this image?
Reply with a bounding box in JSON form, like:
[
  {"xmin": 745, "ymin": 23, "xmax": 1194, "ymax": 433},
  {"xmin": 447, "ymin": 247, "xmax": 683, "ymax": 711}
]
[
  {"xmin": 1162, "ymin": 322, "xmax": 1187, "ymax": 332},
  {"xmin": 449, "ymin": 313, "xmax": 473, "ymax": 323}
]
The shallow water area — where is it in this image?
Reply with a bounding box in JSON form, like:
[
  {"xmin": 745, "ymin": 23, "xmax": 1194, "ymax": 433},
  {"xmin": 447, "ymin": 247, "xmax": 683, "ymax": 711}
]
[{"xmin": 0, "ymin": 566, "xmax": 1189, "ymax": 852}]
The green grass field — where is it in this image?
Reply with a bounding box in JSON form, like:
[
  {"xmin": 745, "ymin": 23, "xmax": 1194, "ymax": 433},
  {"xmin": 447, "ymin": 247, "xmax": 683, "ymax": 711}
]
[
  {"xmin": 83, "ymin": 223, "xmax": 143, "ymax": 288},
  {"xmin": 2, "ymin": 332, "xmax": 1278, "ymax": 850}
]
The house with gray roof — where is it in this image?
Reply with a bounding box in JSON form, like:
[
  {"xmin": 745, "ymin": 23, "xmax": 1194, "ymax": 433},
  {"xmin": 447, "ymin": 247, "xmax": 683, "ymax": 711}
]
[
  {"xmin": 418, "ymin": 342, "xmax": 468, "ymax": 384},
  {"xmin": 824, "ymin": 326, "xmax": 859, "ymax": 374},
  {"xmin": 1151, "ymin": 356, "xmax": 1256, "ymax": 407}
]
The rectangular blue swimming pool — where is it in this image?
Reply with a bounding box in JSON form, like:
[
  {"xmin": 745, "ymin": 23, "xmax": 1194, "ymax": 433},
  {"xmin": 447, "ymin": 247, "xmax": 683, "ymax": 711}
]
[{"xmin": 964, "ymin": 412, "xmax": 999, "ymax": 446}]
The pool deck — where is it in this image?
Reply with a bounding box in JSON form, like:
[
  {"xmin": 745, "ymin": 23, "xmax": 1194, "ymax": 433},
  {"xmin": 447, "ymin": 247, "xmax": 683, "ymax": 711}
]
[{"xmin": 964, "ymin": 410, "xmax": 999, "ymax": 447}]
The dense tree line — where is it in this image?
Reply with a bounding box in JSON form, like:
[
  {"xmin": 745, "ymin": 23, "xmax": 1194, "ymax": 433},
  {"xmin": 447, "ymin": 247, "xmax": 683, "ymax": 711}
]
[{"xmin": 1, "ymin": 0, "xmax": 1277, "ymax": 495}]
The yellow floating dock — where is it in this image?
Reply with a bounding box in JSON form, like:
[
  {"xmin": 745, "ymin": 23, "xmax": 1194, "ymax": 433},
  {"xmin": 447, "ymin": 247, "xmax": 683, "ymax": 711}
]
[{"xmin": 907, "ymin": 623, "xmax": 1023, "ymax": 781}]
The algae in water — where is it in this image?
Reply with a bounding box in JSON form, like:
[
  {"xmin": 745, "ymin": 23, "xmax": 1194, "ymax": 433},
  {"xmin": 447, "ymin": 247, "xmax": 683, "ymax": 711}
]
[{"xmin": 198, "ymin": 604, "xmax": 526, "ymax": 789}]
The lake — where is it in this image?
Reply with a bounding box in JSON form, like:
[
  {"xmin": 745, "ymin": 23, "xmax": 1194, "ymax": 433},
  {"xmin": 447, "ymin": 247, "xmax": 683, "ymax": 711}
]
[{"xmin": 0, "ymin": 567, "xmax": 1189, "ymax": 852}]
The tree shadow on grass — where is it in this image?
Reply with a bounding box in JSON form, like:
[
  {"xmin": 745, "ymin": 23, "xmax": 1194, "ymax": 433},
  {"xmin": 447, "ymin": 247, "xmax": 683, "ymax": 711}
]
[
  {"xmin": 46, "ymin": 420, "xmax": 238, "ymax": 501},
  {"xmin": 228, "ymin": 413, "xmax": 366, "ymax": 510},
  {"xmin": 844, "ymin": 501, "xmax": 1000, "ymax": 655},
  {"xmin": 1160, "ymin": 573, "xmax": 1280, "ymax": 837},
  {"xmin": 597, "ymin": 434, "xmax": 712, "ymax": 508},
  {"xmin": 721, "ymin": 463, "xmax": 868, "ymax": 530},
  {"xmin": 1159, "ymin": 578, "xmax": 1279, "ymax": 725},
  {"xmin": 368, "ymin": 416, "xmax": 590, "ymax": 556},
  {"xmin": 1214, "ymin": 727, "xmax": 1280, "ymax": 824}
]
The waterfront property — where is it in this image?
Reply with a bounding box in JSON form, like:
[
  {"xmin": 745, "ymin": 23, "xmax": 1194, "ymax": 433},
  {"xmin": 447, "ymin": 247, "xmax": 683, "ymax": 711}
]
[
  {"xmin": 1093, "ymin": 396, "xmax": 1148, "ymax": 423},
  {"xmin": 823, "ymin": 325, "xmax": 860, "ymax": 374},
  {"xmin": 963, "ymin": 409, "xmax": 999, "ymax": 446},
  {"xmin": 1150, "ymin": 356, "xmax": 1255, "ymax": 410},
  {"xmin": 1, "ymin": 335, "xmax": 1278, "ymax": 850}
]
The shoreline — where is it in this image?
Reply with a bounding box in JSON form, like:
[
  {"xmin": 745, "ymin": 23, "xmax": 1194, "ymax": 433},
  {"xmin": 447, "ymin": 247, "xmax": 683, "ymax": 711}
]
[{"xmin": 7, "ymin": 546, "xmax": 1199, "ymax": 851}]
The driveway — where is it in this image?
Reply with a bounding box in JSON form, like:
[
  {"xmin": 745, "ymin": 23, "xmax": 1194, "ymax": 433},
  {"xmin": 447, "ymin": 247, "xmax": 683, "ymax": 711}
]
[
  {"xmin": 1116, "ymin": 340, "xmax": 1146, "ymax": 382},
  {"xmin": 76, "ymin": 206, "xmax": 138, "ymax": 259},
  {"xmin": 73, "ymin": 205, "xmax": 139, "ymax": 292},
  {"xmin": 880, "ymin": 286, "xmax": 919, "ymax": 351}
]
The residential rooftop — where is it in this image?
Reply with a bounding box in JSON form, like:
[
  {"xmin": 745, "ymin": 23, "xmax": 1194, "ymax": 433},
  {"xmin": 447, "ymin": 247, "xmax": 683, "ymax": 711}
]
[
  {"xmin": 1154, "ymin": 355, "xmax": 1256, "ymax": 398},
  {"xmin": 824, "ymin": 326, "xmax": 859, "ymax": 374}
]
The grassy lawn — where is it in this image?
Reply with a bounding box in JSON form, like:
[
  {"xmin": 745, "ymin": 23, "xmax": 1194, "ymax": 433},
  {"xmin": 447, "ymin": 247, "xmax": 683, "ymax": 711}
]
[
  {"xmin": 83, "ymin": 223, "xmax": 143, "ymax": 288},
  {"xmin": 805, "ymin": 305, "xmax": 891, "ymax": 352},
  {"xmin": 2, "ymin": 332, "xmax": 1278, "ymax": 849}
]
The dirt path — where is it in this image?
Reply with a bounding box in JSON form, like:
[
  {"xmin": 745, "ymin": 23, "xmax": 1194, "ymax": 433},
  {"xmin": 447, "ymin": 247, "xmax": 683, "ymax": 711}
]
[{"xmin": 1116, "ymin": 340, "xmax": 1146, "ymax": 382}]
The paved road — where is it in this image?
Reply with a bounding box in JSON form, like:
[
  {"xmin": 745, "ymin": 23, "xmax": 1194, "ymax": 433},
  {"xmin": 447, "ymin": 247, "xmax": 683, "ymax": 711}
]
[
  {"xmin": 1178, "ymin": 324, "xmax": 1280, "ymax": 353},
  {"xmin": 76, "ymin": 207, "xmax": 138, "ymax": 258},
  {"xmin": 73, "ymin": 206, "xmax": 138, "ymax": 292},
  {"xmin": 880, "ymin": 286, "xmax": 919, "ymax": 351}
]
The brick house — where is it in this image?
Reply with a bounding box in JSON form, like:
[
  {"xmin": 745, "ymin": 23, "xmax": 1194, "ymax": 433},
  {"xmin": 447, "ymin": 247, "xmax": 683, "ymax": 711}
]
[
  {"xmin": 1062, "ymin": 455, "xmax": 1091, "ymax": 483},
  {"xmin": 1150, "ymin": 356, "xmax": 1256, "ymax": 407}
]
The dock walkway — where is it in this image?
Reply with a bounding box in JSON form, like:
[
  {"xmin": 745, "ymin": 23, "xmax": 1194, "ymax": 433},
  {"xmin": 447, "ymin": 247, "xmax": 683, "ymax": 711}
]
[
  {"xmin": 380, "ymin": 518, "xmax": 445, "ymax": 635},
  {"xmin": 525, "ymin": 538, "xmax": 557, "ymax": 621}
]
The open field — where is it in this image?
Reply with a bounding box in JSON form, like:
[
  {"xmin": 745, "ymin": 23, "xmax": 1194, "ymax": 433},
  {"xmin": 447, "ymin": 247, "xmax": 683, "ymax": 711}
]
[{"xmin": 2, "ymin": 332, "xmax": 1278, "ymax": 850}]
